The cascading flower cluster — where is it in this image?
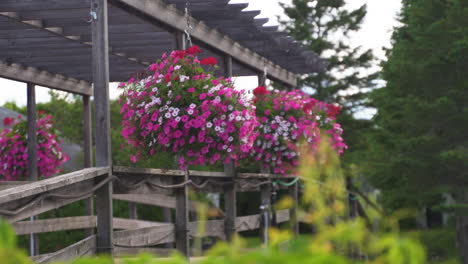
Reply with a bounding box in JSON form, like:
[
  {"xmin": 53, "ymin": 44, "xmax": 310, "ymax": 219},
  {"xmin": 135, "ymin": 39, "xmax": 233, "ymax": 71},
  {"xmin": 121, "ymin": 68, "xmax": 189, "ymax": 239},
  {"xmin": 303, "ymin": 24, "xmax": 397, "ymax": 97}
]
[
  {"xmin": 119, "ymin": 46, "xmax": 259, "ymax": 168},
  {"xmin": 252, "ymin": 87, "xmax": 347, "ymax": 174},
  {"xmin": 0, "ymin": 114, "xmax": 69, "ymax": 181}
]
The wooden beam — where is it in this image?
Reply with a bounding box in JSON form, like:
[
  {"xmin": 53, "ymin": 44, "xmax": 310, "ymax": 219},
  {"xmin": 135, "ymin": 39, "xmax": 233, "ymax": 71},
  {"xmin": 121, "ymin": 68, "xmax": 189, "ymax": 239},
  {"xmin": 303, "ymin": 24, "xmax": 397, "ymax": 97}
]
[
  {"xmin": 110, "ymin": 0, "xmax": 298, "ymax": 86},
  {"xmin": 0, "ymin": 61, "xmax": 92, "ymax": 95},
  {"xmin": 37, "ymin": 235, "xmax": 96, "ymax": 264},
  {"xmin": 91, "ymin": 0, "xmax": 113, "ymax": 256},
  {"xmin": 175, "ymin": 169, "xmax": 189, "ymax": 256},
  {"xmin": 0, "ymin": 167, "xmax": 109, "ymax": 205}
]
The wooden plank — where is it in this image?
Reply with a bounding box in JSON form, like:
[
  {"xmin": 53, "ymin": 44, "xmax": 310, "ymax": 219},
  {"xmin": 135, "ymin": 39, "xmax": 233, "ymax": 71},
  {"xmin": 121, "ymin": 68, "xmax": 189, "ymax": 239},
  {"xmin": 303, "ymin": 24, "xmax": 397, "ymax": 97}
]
[
  {"xmin": 235, "ymin": 214, "xmax": 261, "ymax": 232},
  {"xmin": 188, "ymin": 220, "xmax": 225, "ymax": 239},
  {"xmin": 114, "ymin": 247, "xmax": 174, "ymax": 257},
  {"xmin": 26, "ymin": 83, "xmax": 37, "ymax": 182},
  {"xmin": 0, "ymin": 181, "xmax": 29, "ymax": 191},
  {"xmin": 110, "ymin": 0, "xmax": 298, "ymax": 86},
  {"xmin": 37, "ymin": 235, "xmax": 96, "ymax": 264},
  {"xmin": 0, "ymin": 61, "xmax": 92, "ymax": 96},
  {"xmin": 3, "ymin": 180, "xmax": 96, "ymax": 223},
  {"xmin": 113, "ymin": 217, "xmax": 165, "ymax": 230},
  {"xmin": 113, "ymin": 166, "xmax": 184, "ymax": 176},
  {"xmin": 13, "ymin": 216, "xmax": 96, "ymax": 235},
  {"xmin": 275, "ymin": 209, "xmax": 290, "ymax": 223},
  {"xmin": 92, "ymin": 0, "xmax": 113, "ymax": 256},
  {"xmin": 175, "ymin": 169, "xmax": 189, "ymax": 256},
  {"xmin": 0, "ymin": 167, "xmax": 109, "ymax": 205},
  {"xmin": 13, "ymin": 216, "xmax": 166, "ymax": 235},
  {"xmin": 114, "ymin": 224, "xmax": 175, "ymax": 247}
]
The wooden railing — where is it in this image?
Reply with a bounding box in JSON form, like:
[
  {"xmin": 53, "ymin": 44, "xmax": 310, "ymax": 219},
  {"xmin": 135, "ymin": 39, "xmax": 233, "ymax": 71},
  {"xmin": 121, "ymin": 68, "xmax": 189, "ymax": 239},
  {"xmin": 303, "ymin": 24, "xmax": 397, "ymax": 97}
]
[{"xmin": 0, "ymin": 166, "xmax": 300, "ymax": 263}]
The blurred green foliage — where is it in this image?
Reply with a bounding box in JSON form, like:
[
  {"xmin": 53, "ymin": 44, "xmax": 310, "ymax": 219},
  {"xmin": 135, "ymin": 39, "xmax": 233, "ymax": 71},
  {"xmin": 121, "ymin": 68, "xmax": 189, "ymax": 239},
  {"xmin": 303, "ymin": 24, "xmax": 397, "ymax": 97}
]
[{"xmin": 0, "ymin": 137, "xmax": 429, "ymax": 264}]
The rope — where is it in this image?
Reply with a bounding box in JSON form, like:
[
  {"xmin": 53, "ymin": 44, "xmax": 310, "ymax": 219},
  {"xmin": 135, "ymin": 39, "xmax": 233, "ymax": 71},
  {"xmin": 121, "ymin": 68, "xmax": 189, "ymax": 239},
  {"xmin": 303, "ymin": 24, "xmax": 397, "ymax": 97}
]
[
  {"xmin": 184, "ymin": 0, "xmax": 193, "ymax": 47},
  {"xmin": 274, "ymin": 177, "xmax": 299, "ymax": 187}
]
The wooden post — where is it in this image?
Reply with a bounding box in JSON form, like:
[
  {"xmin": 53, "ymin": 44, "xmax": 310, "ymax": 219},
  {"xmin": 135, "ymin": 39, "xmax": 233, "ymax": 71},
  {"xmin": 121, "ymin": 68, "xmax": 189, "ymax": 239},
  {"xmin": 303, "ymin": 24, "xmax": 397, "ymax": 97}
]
[
  {"xmin": 175, "ymin": 169, "xmax": 189, "ymax": 256},
  {"xmin": 288, "ymin": 180, "xmax": 299, "ymax": 235},
  {"xmin": 128, "ymin": 203, "xmax": 138, "ymax": 219},
  {"xmin": 257, "ymin": 73, "xmax": 266, "ymax": 86},
  {"xmin": 224, "ymin": 161, "xmax": 237, "ymax": 241},
  {"xmin": 27, "ymin": 82, "xmax": 39, "ymax": 256},
  {"xmin": 83, "ymin": 95, "xmax": 94, "ymax": 236},
  {"xmin": 91, "ymin": 0, "xmax": 113, "ymax": 255},
  {"xmin": 260, "ymin": 165, "xmax": 271, "ymax": 244},
  {"xmin": 175, "ymin": 31, "xmax": 185, "ymax": 50}
]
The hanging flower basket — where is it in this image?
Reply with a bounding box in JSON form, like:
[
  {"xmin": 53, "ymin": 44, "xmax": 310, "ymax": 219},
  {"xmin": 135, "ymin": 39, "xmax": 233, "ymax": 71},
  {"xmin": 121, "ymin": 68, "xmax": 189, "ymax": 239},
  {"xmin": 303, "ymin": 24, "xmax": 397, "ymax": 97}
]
[
  {"xmin": 119, "ymin": 46, "xmax": 259, "ymax": 168},
  {"xmin": 0, "ymin": 114, "xmax": 69, "ymax": 181},
  {"xmin": 251, "ymin": 87, "xmax": 347, "ymax": 175}
]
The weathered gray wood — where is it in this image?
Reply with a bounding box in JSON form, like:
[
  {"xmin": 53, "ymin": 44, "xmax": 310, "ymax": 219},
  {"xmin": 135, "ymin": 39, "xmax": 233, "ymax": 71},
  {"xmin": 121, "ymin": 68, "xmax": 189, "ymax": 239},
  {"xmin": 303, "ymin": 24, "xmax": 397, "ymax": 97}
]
[
  {"xmin": 175, "ymin": 169, "xmax": 189, "ymax": 256},
  {"xmin": 114, "ymin": 247, "xmax": 174, "ymax": 257},
  {"xmin": 275, "ymin": 209, "xmax": 290, "ymax": 223},
  {"xmin": 13, "ymin": 216, "xmax": 96, "ymax": 235},
  {"xmin": 37, "ymin": 235, "xmax": 96, "ymax": 264},
  {"xmin": 114, "ymin": 224, "xmax": 175, "ymax": 247},
  {"xmin": 113, "ymin": 166, "xmax": 185, "ymax": 176},
  {"xmin": 0, "ymin": 181, "xmax": 29, "ymax": 191},
  {"xmin": 92, "ymin": 0, "xmax": 113, "ymax": 255},
  {"xmin": 223, "ymin": 161, "xmax": 236, "ymax": 241},
  {"xmin": 26, "ymin": 83, "xmax": 37, "ymax": 182},
  {"xmin": 225, "ymin": 55, "xmax": 233, "ymax": 78},
  {"xmin": 13, "ymin": 216, "xmax": 164, "ymax": 235},
  {"xmin": 83, "ymin": 95, "xmax": 94, "ymax": 237},
  {"xmin": 112, "ymin": 194, "xmax": 223, "ymax": 216},
  {"xmin": 288, "ymin": 181, "xmax": 299, "ymax": 235},
  {"xmin": 175, "ymin": 30, "xmax": 185, "ymax": 50},
  {"xmin": 235, "ymin": 214, "xmax": 260, "ymax": 232},
  {"xmin": 113, "ymin": 217, "xmax": 166, "ymax": 230},
  {"xmin": 0, "ymin": 61, "xmax": 93, "ymax": 95},
  {"xmin": 188, "ymin": 220, "xmax": 225, "ymax": 239},
  {"xmin": 0, "ymin": 167, "xmax": 109, "ymax": 205}
]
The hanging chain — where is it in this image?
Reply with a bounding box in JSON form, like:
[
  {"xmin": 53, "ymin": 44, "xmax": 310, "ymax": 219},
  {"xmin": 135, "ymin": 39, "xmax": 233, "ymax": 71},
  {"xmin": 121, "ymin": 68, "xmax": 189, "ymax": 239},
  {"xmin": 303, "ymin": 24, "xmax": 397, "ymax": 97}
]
[{"xmin": 184, "ymin": 0, "xmax": 193, "ymax": 47}]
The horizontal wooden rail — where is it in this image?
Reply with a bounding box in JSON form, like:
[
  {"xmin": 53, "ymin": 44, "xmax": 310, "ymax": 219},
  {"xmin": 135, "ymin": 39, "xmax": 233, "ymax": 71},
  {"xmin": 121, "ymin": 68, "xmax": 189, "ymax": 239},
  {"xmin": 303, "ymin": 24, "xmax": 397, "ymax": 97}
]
[
  {"xmin": 113, "ymin": 166, "xmax": 296, "ymax": 179},
  {"xmin": 0, "ymin": 167, "xmax": 110, "ymax": 205},
  {"xmin": 113, "ymin": 193, "xmax": 224, "ymax": 216},
  {"xmin": 13, "ymin": 216, "xmax": 165, "ymax": 235}
]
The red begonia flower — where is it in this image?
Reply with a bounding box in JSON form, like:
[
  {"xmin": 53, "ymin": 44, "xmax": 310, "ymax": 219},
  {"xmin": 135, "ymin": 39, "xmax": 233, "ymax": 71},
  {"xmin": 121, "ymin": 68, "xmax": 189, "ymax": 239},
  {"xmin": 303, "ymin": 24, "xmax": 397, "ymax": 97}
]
[
  {"xmin": 253, "ymin": 86, "xmax": 269, "ymax": 96},
  {"xmin": 3, "ymin": 117, "xmax": 14, "ymax": 127},
  {"xmin": 200, "ymin": 57, "xmax": 217, "ymax": 65}
]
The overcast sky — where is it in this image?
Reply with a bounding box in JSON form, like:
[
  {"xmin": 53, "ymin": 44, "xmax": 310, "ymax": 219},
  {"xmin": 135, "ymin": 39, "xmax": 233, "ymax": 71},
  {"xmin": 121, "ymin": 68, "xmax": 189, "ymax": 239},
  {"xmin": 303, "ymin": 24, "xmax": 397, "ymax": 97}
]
[{"xmin": 0, "ymin": 0, "xmax": 402, "ymax": 107}]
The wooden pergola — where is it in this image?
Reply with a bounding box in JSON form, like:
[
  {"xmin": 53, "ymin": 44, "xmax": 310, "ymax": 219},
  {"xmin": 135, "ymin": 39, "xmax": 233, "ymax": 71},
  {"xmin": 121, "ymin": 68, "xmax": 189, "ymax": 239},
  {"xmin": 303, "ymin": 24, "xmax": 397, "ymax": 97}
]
[{"xmin": 0, "ymin": 0, "xmax": 324, "ymax": 262}]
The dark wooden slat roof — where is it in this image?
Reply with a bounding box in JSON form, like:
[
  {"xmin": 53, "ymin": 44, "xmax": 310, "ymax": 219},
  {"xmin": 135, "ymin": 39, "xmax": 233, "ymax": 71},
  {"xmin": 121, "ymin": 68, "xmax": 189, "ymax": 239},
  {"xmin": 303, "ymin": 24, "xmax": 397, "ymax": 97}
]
[{"xmin": 0, "ymin": 0, "xmax": 323, "ymax": 92}]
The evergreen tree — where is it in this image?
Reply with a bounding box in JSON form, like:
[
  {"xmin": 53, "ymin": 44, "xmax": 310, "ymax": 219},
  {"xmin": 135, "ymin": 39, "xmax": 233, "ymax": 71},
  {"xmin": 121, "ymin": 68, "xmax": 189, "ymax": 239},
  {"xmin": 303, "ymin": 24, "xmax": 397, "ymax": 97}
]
[
  {"xmin": 279, "ymin": 0, "xmax": 377, "ymax": 167},
  {"xmin": 368, "ymin": 0, "xmax": 468, "ymax": 261}
]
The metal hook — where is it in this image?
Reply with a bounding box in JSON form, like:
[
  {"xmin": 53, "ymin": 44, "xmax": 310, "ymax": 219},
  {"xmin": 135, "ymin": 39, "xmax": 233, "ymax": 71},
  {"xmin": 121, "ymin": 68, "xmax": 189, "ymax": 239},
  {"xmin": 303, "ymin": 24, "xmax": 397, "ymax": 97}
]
[{"xmin": 86, "ymin": 11, "xmax": 97, "ymax": 23}]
